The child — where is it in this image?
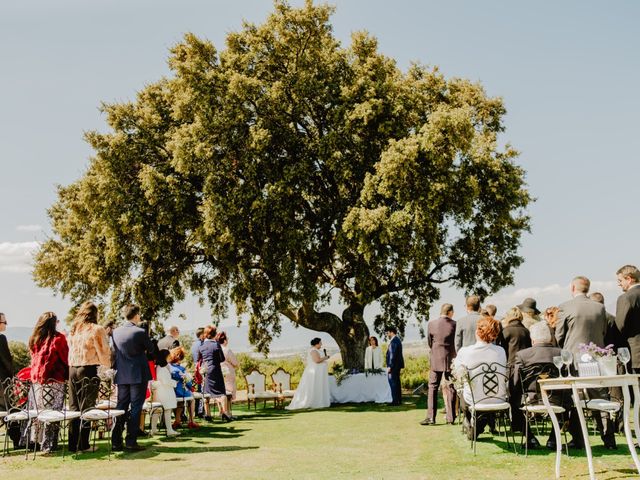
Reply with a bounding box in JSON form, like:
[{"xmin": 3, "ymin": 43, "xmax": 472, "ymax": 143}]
[
  {"xmin": 150, "ymin": 349, "xmax": 180, "ymax": 436},
  {"xmin": 169, "ymin": 347, "xmax": 199, "ymax": 429}
]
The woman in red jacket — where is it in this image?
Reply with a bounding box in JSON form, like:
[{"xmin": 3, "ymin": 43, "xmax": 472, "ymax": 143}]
[{"xmin": 24, "ymin": 311, "xmax": 69, "ymax": 454}]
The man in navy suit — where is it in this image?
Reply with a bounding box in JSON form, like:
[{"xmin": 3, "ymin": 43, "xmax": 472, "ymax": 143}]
[
  {"xmin": 111, "ymin": 304, "xmax": 155, "ymax": 451},
  {"xmin": 385, "ymin": 325, "xmax": 404, "ymax": 406}
]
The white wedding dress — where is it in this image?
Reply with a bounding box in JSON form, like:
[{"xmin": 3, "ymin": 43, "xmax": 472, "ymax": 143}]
[{"xmin": 286, "ymin": 348, "xmax": 330, "ymax": 410}]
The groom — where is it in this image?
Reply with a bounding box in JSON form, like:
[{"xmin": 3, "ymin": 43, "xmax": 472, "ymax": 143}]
[{"xmin": 385, "ymin": 326, "xmax": 404, "ymax": 406}]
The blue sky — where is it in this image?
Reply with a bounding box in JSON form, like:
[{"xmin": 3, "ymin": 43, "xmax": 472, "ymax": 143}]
[{"xmin": 1, "ymin": 1, "xmax": 639, "ymax": 343}]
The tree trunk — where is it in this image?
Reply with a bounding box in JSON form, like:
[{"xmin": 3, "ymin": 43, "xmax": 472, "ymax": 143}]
[{"xmin": 286, "ymin": 303, "xmax": 370, "ymax": 370}]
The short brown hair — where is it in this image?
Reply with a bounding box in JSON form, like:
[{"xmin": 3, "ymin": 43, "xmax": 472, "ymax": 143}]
[
  {"xmin": 466, "ymin": 295, "xmax": 481, "ymax": 312},
  {"xmin": 572, "ymin": 276, "xmax": 590, "ymax": 294},
  {"xmin": 123, "ymin": 304, "xmax": 140, "ymax": 320},
  {"xmin": 215, "ymin": 331, "xmax": 227, "ymax": 344},
  {"xmin": 589, "ymin": 292, "xmax": 605, "ymax": 304},
  {"xmin": 476, "ymin": 316, "xmax": 501, "ymax": 343},
  {"xmin": 203, "ymin": 325, "xmax": 217, "ymax": 339},
  {"xmin": 168, "ymin": 346, "xmax": 185, "ymax": 363},
  {"xmin": 484, "ymin": 304, "xmax": 497, "ymax": 317},
  {"xmin": 617, "ymin": 265, "xmax": 640, "ymax": 282}
]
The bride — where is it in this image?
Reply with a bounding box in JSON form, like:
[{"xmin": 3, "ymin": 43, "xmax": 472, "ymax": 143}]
[{"xmin": 286, "ymin": 338, "xmax": 330, "ymax": 410}]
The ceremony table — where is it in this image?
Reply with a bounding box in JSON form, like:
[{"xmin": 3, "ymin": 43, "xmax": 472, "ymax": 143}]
[
  {"xmin": 329, "ymin": 373, "xmax": 392, "ymax": 403},
  {"xmin": 539, "ymin": 374, "xmax": 640, "ymax": 480}
]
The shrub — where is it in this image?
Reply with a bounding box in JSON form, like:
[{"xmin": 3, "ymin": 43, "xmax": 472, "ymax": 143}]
[{"xmin": 9, "ymin": 341, "xmax": 31, "ymax": 372}]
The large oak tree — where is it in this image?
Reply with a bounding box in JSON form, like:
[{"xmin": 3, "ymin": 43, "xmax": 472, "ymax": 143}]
[{"xmin": 34, "ymin": 1, "xmax": 532, "ymax": 368}]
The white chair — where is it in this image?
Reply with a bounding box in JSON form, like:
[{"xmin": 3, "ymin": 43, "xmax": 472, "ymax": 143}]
[
  {"xmin": 33, "ymin": 381, "xmax": 81, "ymax": 459},
  {"xmin": 271, "ymin": 368, "xmax": 296, "ymax": 409},
  {"xmin": 462, "ymin": 362, "xmax": 515, "ymax": 455},
  {"xmin": 2, "ymin": 377, "xmax": 37, "ymax": 459},
  {"xmin": 245, "ymin": 370, "xmax": 278, "ymax": 410}
]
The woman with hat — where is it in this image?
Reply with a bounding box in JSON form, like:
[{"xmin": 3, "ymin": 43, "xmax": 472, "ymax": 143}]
[{"xmin": 517, "ymin": 298, "xmax": 542, "ymax": 330}]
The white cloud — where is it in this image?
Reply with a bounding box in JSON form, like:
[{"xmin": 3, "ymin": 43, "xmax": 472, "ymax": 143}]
[
  {"xmin": 485, "ymin": 279, "xmax": 620, "ymax": 313},
  {"xmin": 0, "ymin": 241, "xmax": 40, "ymax": 273},
  {"xmin": 16, "ymin": 224, "xmax": 42, "ymax": 232}
]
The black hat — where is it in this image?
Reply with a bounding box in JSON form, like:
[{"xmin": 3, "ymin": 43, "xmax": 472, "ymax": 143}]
[{"xmin": 517, "ymin": 298, "xmax": 540, "ymax": 315}]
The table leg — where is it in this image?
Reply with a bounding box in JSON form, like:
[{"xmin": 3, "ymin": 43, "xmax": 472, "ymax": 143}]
[
  {"xmin": 542, "ymin": 387, "xmax": 562, "ymax": 479},
  {"xmin": 621, "ymin": 383, "xmax": 640, "ymax": 474},
  {"xmin": 571, "ymin": 385, "xmax": 595, "ymax": 480},
  {"xmin": 632, "ymin": 381, "xmax": 640, "ymax": 445}
]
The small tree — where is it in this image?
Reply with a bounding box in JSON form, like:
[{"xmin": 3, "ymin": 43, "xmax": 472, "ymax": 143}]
[{"xmin": 34, "ymin": 1, "xmax": 531, "ymax": 368}]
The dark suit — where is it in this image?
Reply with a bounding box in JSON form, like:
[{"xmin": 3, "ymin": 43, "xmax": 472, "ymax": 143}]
[
  {"xmin": 386, "ymin": 335, "xmax": 404, "ymax": 405},
  {"xmin": 513, "ymin": 342, "xmax": 563, "ymax": 443},
  {"xmin": 0, "ymin": 333, "xmax": 14, "ymax": 410},
  {"xmin": 615, "ymin": 284, "xmax": 640, "ymax": 370},
  {"xmin": 427, "ymin": 316, "xmax": 457, "ymax": 423},
  {"xmin": 157, "ymin": 334, "xmax": 180, "ymax": 351},
  {"xmin": 111, "ymin": 321, "xmax": 155, "ymax": 448},
  {"xmin": 500, "ymin": 320, "xmax": 532, "ymax": 368}
]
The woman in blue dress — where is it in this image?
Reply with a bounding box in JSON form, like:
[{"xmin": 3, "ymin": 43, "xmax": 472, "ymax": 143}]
[{"xmin": 198, "ymin": 326, "xmax": 232, "ymax": 421}]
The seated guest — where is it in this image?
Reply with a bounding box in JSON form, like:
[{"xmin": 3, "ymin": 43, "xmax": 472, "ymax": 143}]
[
  {"xmin": 158, "ymin": 326, "xmax": 180, "ymax": 351},
  {"xmin": 512, "ymin": 321, "xmax": 563, "ymax": 449},
  {"xmin": 169, "ymin": 347, "xmax": 199, "ymax": 429},
  {"xmin": 150, "ymin": 349, "xmax": 179, "ymax": 436},
  {"xmin": 543, "ymin": 307, "xmax": 559, "ymax": 347},
  {"xmin": 364, "ymin": 336, "xmax": 383, "ymax": 369},
  {"xmin": 26, "ymin": 312, "xmax": 69, "ymax": 453},
  {"xmin": 453, "ymin": 315, "xmax": 507, "ymax": 440}
]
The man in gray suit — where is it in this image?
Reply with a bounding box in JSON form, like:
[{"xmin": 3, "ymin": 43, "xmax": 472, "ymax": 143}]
[
  {"xmin": 421, "ymin": 303, "xmax": 457, "ymax": 426},
  {"xmin": 615, "ymin": 265, "xmax": 640, "ymax": 373},
  {"xmin": 555, "ymin": 276, "xmax": 614, "ymax": 449},
  {"xmin": 111, "ymin": 304, "xmax": 155, "ymax": 451},
  {"xmin": 455, "ymin": 295, "xmax": 481, "ymax": 352}
]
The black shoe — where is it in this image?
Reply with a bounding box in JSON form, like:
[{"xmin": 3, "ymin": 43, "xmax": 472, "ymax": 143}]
[
  {"xmin": 567, "ymin": 439, "xmax": 584, "ymax": 449},
  {"xmin": 546, "ymin": 440, "xmax": 557, "ymax": 450},
  {"xmin": 137, "ymin": 430, "xmax": 149, "ymax": 437},
  {"xmin": 124, "ymin": 444, "xmax": 146, "ymax": 452},
  {"xmin": 111, "ymin": 444, "xmax": 124, "ymax": 452},
  {"xmin": 204, "ymin": 415, "xmax": 213, "ymax": 422},
  {"xmin": 525, "ymin": 437, "xmax": 540, "ymax": 450},
  {"xmin": 420, "ymin": 418, "xmax": 435, "ymax": 426},
  {"xmin": 221, "ymin": 413, "xmax": 233, "ymax": 422},
  {"xmin": 603, "ymin": 441, "xmax": 618, "ymax": 450}
]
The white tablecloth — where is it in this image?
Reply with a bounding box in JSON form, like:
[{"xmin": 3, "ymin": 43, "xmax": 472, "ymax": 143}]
[{"xmin": 329, "ymin": 373, "xmax": 392, "ymax": 403}]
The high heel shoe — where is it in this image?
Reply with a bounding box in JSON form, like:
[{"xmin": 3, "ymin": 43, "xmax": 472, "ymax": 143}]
[{"xmin": 221, "ymin": 413, "xmax": 233, "ymax": 422}]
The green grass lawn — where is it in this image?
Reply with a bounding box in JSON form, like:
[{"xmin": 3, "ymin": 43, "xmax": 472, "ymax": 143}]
[{"xmin": 2, "ymin": 396, "xmax": 639, "ymax": 479}]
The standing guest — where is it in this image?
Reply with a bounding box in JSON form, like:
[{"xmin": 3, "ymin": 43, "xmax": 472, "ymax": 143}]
[
  {"xmin": 517, "ymin": 298, "xmax": 542, "ymax": 330},
  {"xmin": 0, "ymin": 312, "xmax": 14, "ymax": 410},
  {"xmin": 199, "ymin": 326, "xmax": 232, "ymax": 421},
  {"xmin": 544, "ymin": 307, "xmax": 560, "ymax": 346},
  {"xmin": 190, "ymin": 327, "xmax": 205, "ymax": 417},
  {"xmin": 614, "ymin": 265, "xmax": 640, "ymax": 372},
  {"xmin": 454, "ymin": 316, "xmax": 506, "ymax": 440},
  {"xmin": 150, "ymin": 349, "xmax": 179, "ymax": 436},
  {"xmin": 385, "ymin": 326, "xmax": 404, "ymax": 406},
  {"xmin": 500, "ymin": 307, "xmax": 532, "ymax": 367},
  {"xmin": 217, "ymin": 331, "xmax": 239, "ymax": 418},
  {"xmin": 512, "ymin": 321, "xmax": 564, "ymax": 449},
  {"xmin": 421, "ymin": 304, "xmax": 457, "ymax": 426},
  {"xmin": 484, "ymin": 305, "xmax": 498, "ymax": 318},
  {"xmin": 111, "ymin": 304, "xmax": 155, "ymax": 452},
  {"xmin": 26, "ymin": 312, "xmax": 69, "ymax": 454},
  {"xmin": 556, "ymin": 276, "xmax": 614, "ymax": 450},
  {"xmin": 157, "ymin": 326, "xmax": 180, "ymax": 351},
  {"xmin": 455, "ymin": 295, "xmax": 482, "ymax": 351},
  {"xmin": 67, "ymin": 301, "xmax": 112, "ymax": 452},
  {"xmin": 364, "ymin": 336, "xmax": 383, "ymax": 369},
  {"xmin": 169, "ymin": 347, "xmax": 199, "ymax": 429}
]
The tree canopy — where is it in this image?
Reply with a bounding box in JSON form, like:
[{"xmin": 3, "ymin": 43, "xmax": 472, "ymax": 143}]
[{"xmin": 34, "ymin": 1, "xmax": 532, "ymax": 367}]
